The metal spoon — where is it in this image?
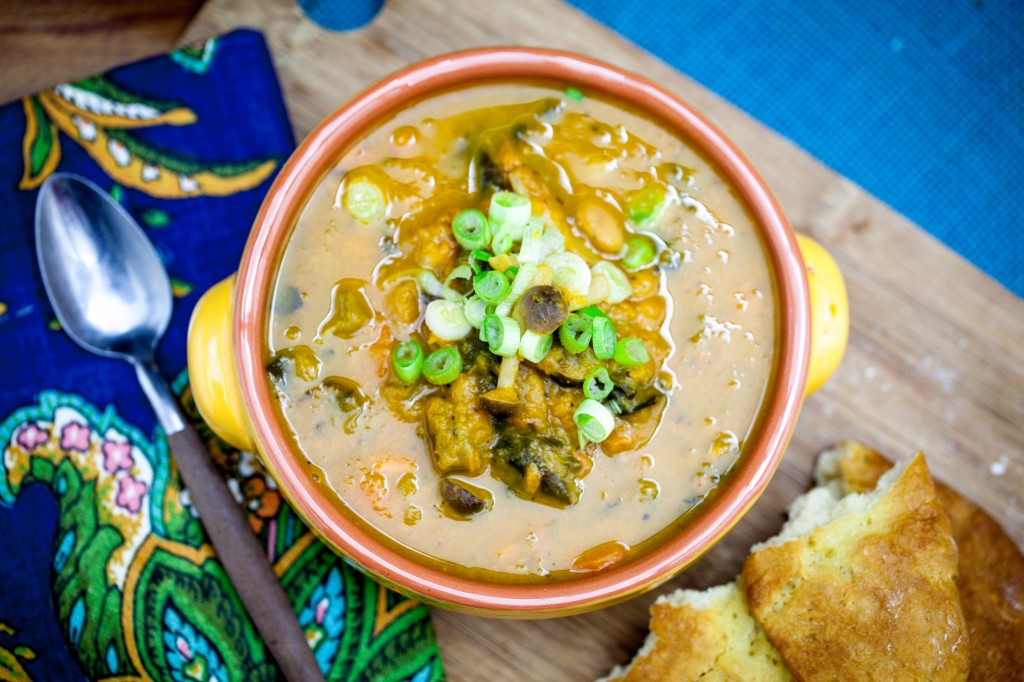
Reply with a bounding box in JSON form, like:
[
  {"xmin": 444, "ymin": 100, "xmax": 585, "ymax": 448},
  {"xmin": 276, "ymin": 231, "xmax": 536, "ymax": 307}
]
[{"xmin": 35, "ymin": 173, "xmax": 325, "ymax": 682}]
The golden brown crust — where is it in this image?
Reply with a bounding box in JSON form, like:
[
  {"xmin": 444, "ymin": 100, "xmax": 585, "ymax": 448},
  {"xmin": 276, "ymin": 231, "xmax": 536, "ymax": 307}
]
[
  {"xmin": 743, "ymin": 454, "xmax": 970, "ymax": 681},
  {"xmin": 603, "ymin": 583, "xmax": 792, "ymax": 682},
  {"xmin": 820, "ymin": 441, "xmax": 1024, "ymax": 681}
]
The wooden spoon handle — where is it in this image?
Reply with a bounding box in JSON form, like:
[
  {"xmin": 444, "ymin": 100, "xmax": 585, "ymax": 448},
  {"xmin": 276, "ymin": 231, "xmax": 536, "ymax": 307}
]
[{"xmin": 167, "ymin": 424, "xmax": 325, "ymax": 682}]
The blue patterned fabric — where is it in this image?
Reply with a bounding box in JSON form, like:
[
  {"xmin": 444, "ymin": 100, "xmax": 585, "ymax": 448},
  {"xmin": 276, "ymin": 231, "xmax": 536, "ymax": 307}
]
[{"xmin": 0, "ymin": 28, "xmax": 443, "ymax": 682}]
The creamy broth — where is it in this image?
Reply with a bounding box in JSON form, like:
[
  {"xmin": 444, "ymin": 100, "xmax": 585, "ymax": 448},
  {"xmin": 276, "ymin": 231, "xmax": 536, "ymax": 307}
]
[{"xmin": 267, "ymin": 84, "xmax": 775, "ymax": 580}]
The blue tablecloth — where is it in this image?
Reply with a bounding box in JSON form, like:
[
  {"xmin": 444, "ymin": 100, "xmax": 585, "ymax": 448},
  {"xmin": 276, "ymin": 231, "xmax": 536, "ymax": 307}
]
[{"xmin": 304, "ymin": 0, "xmax": 1024, "ymax": 298}]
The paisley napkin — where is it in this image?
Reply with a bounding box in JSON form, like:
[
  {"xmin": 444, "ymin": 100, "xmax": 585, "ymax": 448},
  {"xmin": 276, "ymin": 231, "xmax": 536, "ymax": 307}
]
[{"xmin": 0, "ymin": 29, "xmax": 444, "ymax": 682}]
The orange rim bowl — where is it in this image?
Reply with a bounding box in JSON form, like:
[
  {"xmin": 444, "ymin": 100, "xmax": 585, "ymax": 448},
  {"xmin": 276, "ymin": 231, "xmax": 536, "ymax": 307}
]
[{"xmin": 233, "ymin": 47, "xmax": 810, "ymax": 617}]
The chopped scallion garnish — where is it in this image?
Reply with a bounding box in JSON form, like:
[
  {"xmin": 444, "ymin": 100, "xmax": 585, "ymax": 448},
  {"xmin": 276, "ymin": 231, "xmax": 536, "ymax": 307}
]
[
  {"xmin": 482, "ymin": 314, "xmax": 521, "ymax": 357},
  {"xmin": 591, "ymin": 261, "xmax": 632, "ymax": 303},
  {"xmin": 489, "ymin": 190, "xmax": 532, "ymax": 231},
  {"xmin": 577, "ymin": 305, "xmax": 608, "ymax": 321},
  {"xmin": 565, "ymin": 86, "xmax": 584, "ymax": 103},
  {"xmin": 452, "ymin": 209, "xmax": 491, "ymax": 251},
  {"xmin": 538, "ymin": 225, "xmax": 566, "ymax": 259},
  {"xmin": 423, "ymin": 346, "xmax": 462, "ymax": 385},
  {"xmin": 442, "ymin": 264, "xmax": 474, "ymax": 301},
  {"xmin": 583, "ymin": 367, "xmax": 614, "ymax": 400},
  {"xmin": 464, "ymin": 296, "xmax": 488, "ymax": 328},
  {"xmin": 495, "ymin": 262, "xmax": 538, "ymax": 317},
  {"xmin": 614, "ymin": 337, "xmax": 650, "ymax": 366},
  {"xmin": 558, "ymin": 312, "xmax": 593, "ymax": 354},
  {"xmin": 473, "ymin": 269, "xmax": 511, "ymax": 304},
  {"xmin": 622, "ymin": 234, "xmax": 658, "ymax": 270},
  {"xmin": 546, "ymin": 251, "xmax": 591, "ymax": 298},
  {"xmin": 520, "ymin": 330, "xmax": 553, "ymax": 363},
  {"xmin": 341, "ymin": 178, "xmax": 386, "ymax": 223},
  {"xmin": 492, "ymin": 227, "xmax": 515, "ymax": 255},
  {"xmin": 574, "ymin": 398, "xmax": 615, "ymax": 443},
  {"xmin": 626, "ymin": 184, "xmax": 668, "ymax": 226},
  {"xmin": 517, "ymin": 217, "xmax": 546, "ymax": 263},
  {"xmin": 591, "ymin": 316, "xmax": 617, "ymax": 360},
  {"xmin": 469, "ymin": 249, "xmax": 494, "ymax": 274},
  {"xmin": 424, "ymin": 299, "xmax": 471, "ymax": 341},
  {"xmin": 391, "ymin": 339, "xmax": 424, "ymax": 384}
]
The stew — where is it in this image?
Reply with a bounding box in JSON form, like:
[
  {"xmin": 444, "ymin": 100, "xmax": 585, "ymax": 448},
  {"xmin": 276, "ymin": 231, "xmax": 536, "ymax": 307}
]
[{"xmin": 266, "ymin": 83, "xmax": 776, "ymax": 580}]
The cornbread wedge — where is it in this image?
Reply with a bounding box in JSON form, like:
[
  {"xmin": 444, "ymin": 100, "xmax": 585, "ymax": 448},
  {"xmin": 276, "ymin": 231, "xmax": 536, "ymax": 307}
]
[
  {"xmin": 817, "ymin": 441, "xmax": 1024, "ymax": 682},
  {"xmin": 602, "ymin": 451, "xmax": 972, "ymax": 681},
  {"xmin": 598, "ymin": 582, "xmax": 792, "ymax": 682},
  {"xmin": 743, "ymin": 453, "xmax": 969, "ymax": 681}
]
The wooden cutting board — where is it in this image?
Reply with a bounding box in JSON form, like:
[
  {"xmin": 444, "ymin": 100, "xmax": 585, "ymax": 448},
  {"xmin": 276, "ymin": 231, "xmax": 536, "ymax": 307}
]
[{"xmin": 182, "ymin": 2, "xmax": 1024, "ymax": 679}]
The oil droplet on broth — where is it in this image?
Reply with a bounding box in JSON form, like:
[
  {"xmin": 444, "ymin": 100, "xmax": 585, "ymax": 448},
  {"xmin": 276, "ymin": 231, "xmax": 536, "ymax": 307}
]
[
  {"xmin": 284, "ymin": 325, "xmax": 301, "ymax": 340},
  {"xmin": 397, "ymin": 471, "xmax": 418, "ymax": 496},
  {"xmin": 390, "ymin": 125, "xmax": 419, "ymax": 147},
  {"xmin": 638, "ymin": 478, "xmax": 660, "ymax": 501},
  {"xmin": 709, "ymin": 430, "xmax": 739, "ymax": 459},
  {"xmin": 404, "ymin": 505, "xmax": 422, "ymax": 526}
]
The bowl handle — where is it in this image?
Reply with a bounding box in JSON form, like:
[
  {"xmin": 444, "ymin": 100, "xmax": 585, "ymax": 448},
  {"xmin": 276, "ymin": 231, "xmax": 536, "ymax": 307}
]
[
  {"xmin": 187, "ymin": 275, "xmax": 255, "ymax": 451},
  {"xmin": 797, "ymin": 235, "xmax": 849, "ymax": 395}
]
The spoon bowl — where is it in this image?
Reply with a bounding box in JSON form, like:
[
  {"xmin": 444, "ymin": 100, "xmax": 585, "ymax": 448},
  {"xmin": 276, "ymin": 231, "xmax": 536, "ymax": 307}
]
[{"xmin": 36, "ymin": 173, "xmax": 171, "ymax": 361}]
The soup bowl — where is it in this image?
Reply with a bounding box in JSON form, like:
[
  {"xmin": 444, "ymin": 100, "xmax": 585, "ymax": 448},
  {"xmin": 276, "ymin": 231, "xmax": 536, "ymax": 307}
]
[{"xmin": 187, "ymin": 48, "xmax": 847, "ymax": 617}]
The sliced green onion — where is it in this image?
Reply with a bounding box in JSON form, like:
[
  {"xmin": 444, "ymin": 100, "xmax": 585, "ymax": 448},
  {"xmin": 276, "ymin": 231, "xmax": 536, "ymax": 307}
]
[
  {"xmin": 520, "ymin": 330, "xmax": 553, "ymax": 363},
  {"xmin": 452, "ymin": 209, "xmax": 491, "ymax": 250},
  {"xmin": 341, "ymin": 178, "xmax": 385, "ymax": 222},
  {"xmin": 504, "ymin": 266, "xmax": 519, "ymax": 282},
  {"xmin": 591, "ymin": 261, "xmax": 632, "ymax": 304},
  {"xmin": 464, "ymin": 296, "xmax": 488, "ymax": 328},
  {"xmin": 558, "ymin": 313, "xmax": 593, "ymax": 354},
  {"xmin": 391, "ymin": 340, "xmax": 424, "ymax": 384},
  {"xmin": 538, "ymin": 224, "xmax": 566, "ymax": 259},
  {"xmin": 424, "ymin": 299, "xmax": 471, "ymax": 341},
  {"xmin": 577, "ymin": 305, "xmax": 608, "ymax": 321},
  {"xmin": 402, "ymin": 270, "xmax": 441, "ymax": 298},
  {"xmin": 482, "ymin": 314, "xmax": 521, "ymax": 356},
  {"xmin": 489, "ymin": 191, "xmax": 531, "ymax": 230},
  {"xmin": 614, "ymin": 337, "xmax": 650, "ymax": 366},
  {"xmin": 591, "ymin": 316, "xmax": 617, "ymax": 360},
  {"xmin": 473, "ymin": 270, "xmax": 511, "ymax": 304},
  {"xmin": 583, "ymin": 367, "xmax": 614, "ymax": 400},
  {"xmin": 574, "ymin": 399, "xmax": 615, "ymax": 443},
  {"xmin": 423, "ymin": 346, "xmax": 462, "ymax": 385},
  {"xmin": 492, "ymin": 227, "xmax": 515, "ymax": 255},
  {"xmin": 622, "ymin": 234, "xmax": 658, "ymax": 270},
  {"xmin": 495, "ymin": 262, "xmax": 538, "ymax": 317},
  {"xmin": 442, "ymin": 264, "xmax": 473, "ymax": 301},
  {"xmin": 565, "ymin": 86, "xmax": 584, "ymax": 102},
  {"xmin": 469, "ymin": 249, "xmax": 493, "ymax": 274},
  {"xmin": 545, "ymin": 252, "xmax": 591, "ymax": 298},
  {"xmin": 626, "ymin": 185, "xmax": 668, "ymax": 226},
  {"xmin": 518, "ymin": 217, "xmax": 546, "ymax": 263}
]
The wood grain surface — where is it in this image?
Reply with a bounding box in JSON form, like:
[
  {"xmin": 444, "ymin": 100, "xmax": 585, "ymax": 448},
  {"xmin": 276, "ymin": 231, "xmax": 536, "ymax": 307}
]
[
  {"xmin": 179, "ymin": 1, "xmax": 1024, "ymax": 680},
  {"xmin": 0, "ymin": 0, "xmax": 203, "ymax": 105},
  {"xmin": 7, "ymin": 1, "xmax": 1020, "ymax": 680}
]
